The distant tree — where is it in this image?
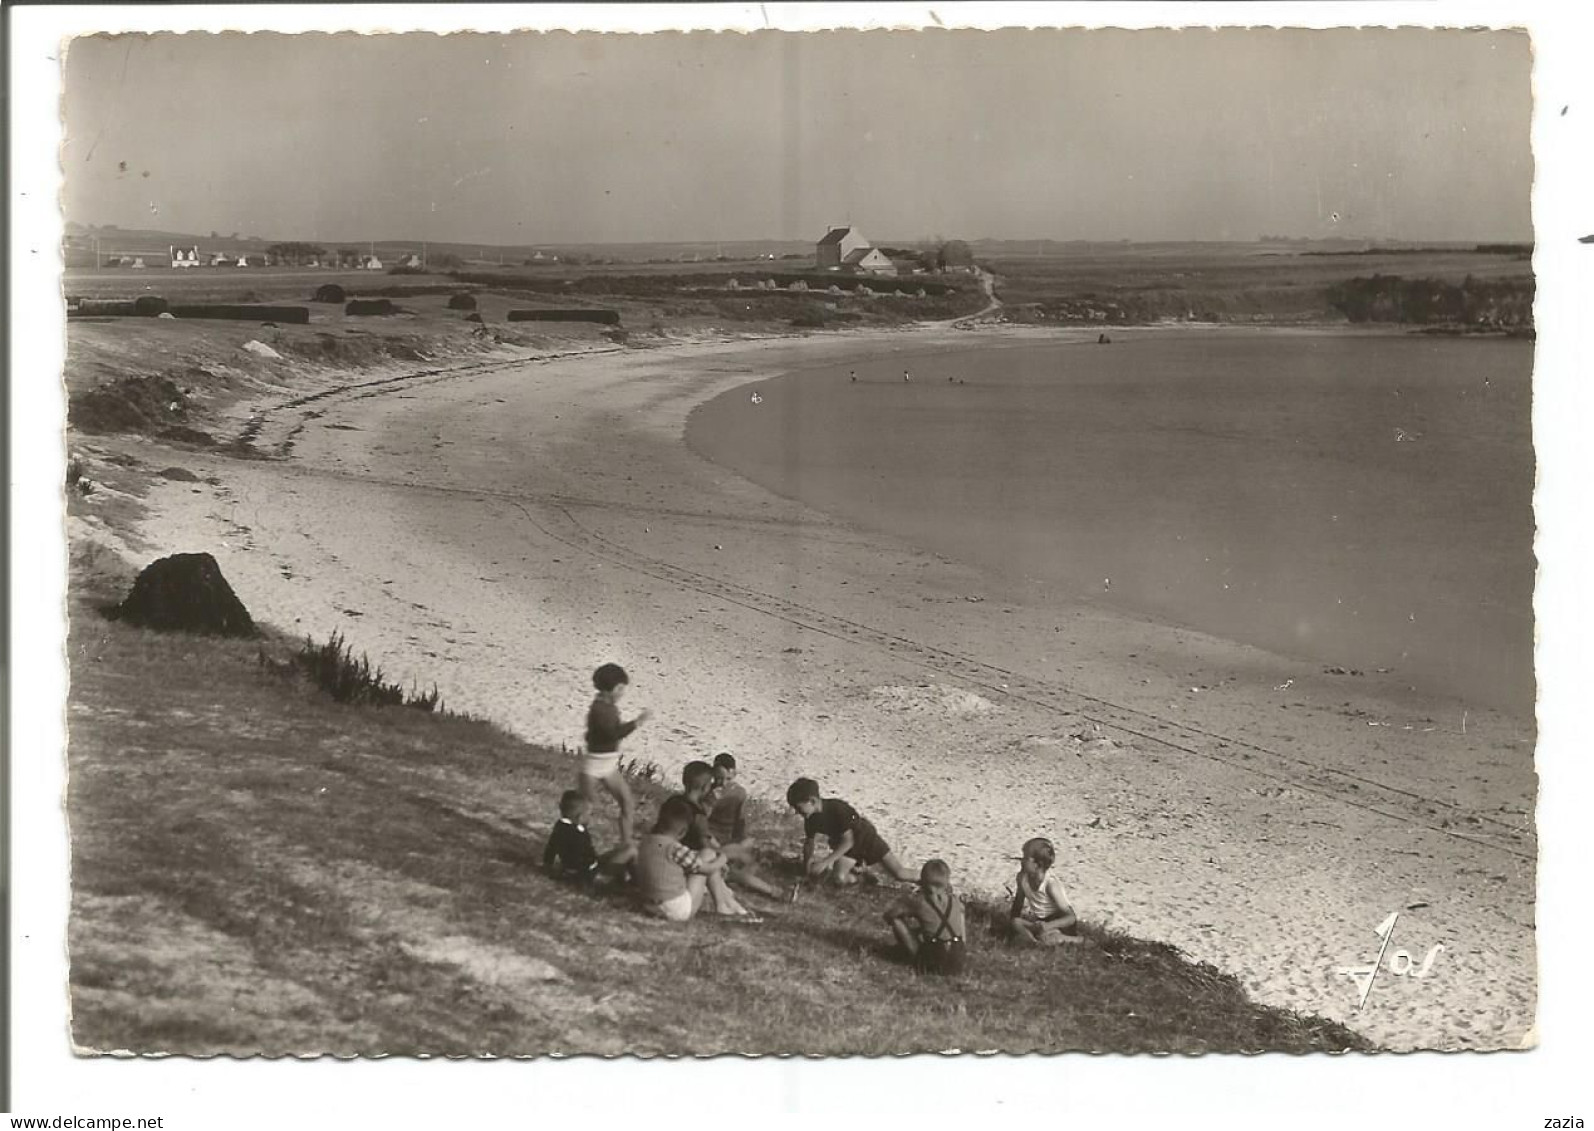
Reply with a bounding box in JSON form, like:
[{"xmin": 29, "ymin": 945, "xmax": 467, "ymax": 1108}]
[
  {"xmin": 937, "ymin": 240, "xmax": 974, "ymax": 271},
  {"xmin": 337, "ymin": 248, "xmax": 362, "ymax": 269}
]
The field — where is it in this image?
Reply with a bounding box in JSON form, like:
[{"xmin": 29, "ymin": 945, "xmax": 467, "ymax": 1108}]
[
  {"xmin": 985, "ymin": 245, "xmax": 1533, "ymax": 326},
  {"xmin": 65, "ymin": 238, "xmax": 1533, "ymax": 336}
]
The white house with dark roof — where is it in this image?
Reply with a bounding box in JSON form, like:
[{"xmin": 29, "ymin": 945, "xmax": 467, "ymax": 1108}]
[
  {"xmin": 816, "ymin": 226, "xmax": 870, "ymax": 269},
  {"xmin": 816, "ymin": 227, "xmax": 898, "ymax": 276}
]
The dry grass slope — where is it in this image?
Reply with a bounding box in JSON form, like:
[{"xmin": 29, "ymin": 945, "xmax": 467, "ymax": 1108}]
[{"xmin": 67, "ymin": 552, "xmax": 1370, "ymax": 1057}]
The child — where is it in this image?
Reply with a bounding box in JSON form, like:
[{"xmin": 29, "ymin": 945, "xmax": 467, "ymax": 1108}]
[
  {"xmin": 706, "ymin": 753, "xmax": 784, "ymax": 900},
  {"xmin": 786, "ymin": 777, "xmax": 915, "ymax": 886},
  {"xmin": 677, "ymin": 760, "xmax": 719, "ymax": 853},
  {"xmin": 1004, "ymin": 837, "xmax": 1081, "ymax": 946},
  {"xmin": 884, "ymin": 859, "xmax": 968, "ymax": 976},
  {"xmin": 542, "ymin": 789, "xmax": 599, "ymax": 883},
  {"xmin": 579, "ymin": 663, "xmax": 652, "ymax": 856},
  {"xmin": 634, "ymin": 796, "xmax": 761, "ymax": 923}
]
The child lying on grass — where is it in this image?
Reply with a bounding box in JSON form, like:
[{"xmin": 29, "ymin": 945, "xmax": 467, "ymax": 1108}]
[
  {"xmin": 634, "ymin": 795, "xmax": 762, "ymax": 924},
  {"xmin": 884, "ymin": 859, "xmax": 968, "ymax": 976},
  {"xmin": 786, "ymin": 777, "xmax": 915, "ymax": 886},
  {"xmin": 1003, "ymin": 837, "xmax": 1081, "ymax": 947}
]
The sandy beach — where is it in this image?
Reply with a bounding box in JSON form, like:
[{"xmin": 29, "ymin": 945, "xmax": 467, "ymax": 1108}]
[{"xmin": 120, "ymin": 325, "xmax": 1536, "ymax": 1051}]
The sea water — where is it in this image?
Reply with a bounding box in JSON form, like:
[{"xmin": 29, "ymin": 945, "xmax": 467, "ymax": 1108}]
[{"xmin": 686, "ymin": 329, "xmax": 1534, "ymax": 717}]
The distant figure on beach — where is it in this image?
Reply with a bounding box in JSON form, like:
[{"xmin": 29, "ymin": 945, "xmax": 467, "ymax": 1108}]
[
  {"xmin": 634, "ymin": 795, "xmax": 761, "ymax": 923},
  {"xmin": 903, "ymin": 369, "xmax": 912, "ymax": 382},
  {"xmin": 1002, "ymin": 837, "xmax": 1081, "ymax": 947},
  {"xmin": 709, "ymin": 753, "xmax": 785, "ymax": 900},
  {"xmin": 543, "ymin": 789, "xmax": 600, "ymax": 885},
  {"xmin": 581, "ymin": 663, "xmax": 651, "ymax": 861},
  {"xmin": 884, "ymin": 859, "xmax": 968, "ymax": 976},
  {"xmin": 850, "ymin": 370, "xmax": 857, "ymax": 382},
  {"xmin": 1098, "ymin": 333, "xmax": 1111, "ymax": 345},
  {"xmin": 787, "ymin": 777, "xmax": 915, "ymax": 886}
]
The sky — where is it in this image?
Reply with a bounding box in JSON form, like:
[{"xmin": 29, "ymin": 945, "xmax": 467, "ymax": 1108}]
[{"xmin": 60, "ymin": 28, "xmax": 1534, "ymax": 246}]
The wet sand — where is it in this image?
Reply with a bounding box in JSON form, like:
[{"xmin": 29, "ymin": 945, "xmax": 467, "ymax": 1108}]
[{"xmin": 127, "ymin": 325, "xmax": 1536, "ymax": 1050}]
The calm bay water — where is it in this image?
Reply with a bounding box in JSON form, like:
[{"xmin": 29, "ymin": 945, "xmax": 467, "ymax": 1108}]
[{"xmin": 686, "ymin": 331, "xmax": 1535, "ymax": 717}]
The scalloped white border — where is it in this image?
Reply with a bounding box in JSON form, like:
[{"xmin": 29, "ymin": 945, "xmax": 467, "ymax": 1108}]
[{"xmin": 9, "ymin": 4, "xmax": 1592, "ymax": 1124}]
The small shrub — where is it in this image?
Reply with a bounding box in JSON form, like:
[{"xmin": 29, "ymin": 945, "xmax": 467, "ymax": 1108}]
[
  {"xmin": 447, "ymin": 292, "xmax": 478, "ymax": 311},
  {"xmin": 621, "ymin": 757, "xmax": 663, "ymax": 784},
  {"xmin": 293, "ymin": 631, "xmax": 441, "ymax": 711},
  {"xmin": 345, "ymin": 299, "xmax": 397, "ymax": 317},
  {"xmin": 133, "ymin": 295, "xmax": 169, "ymax": 317},
  {"xmin": 313, "ymin": 283, "xmax": 347, "ymax": 304}
]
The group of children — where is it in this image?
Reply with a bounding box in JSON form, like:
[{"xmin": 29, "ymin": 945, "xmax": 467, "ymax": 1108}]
[{"xmin": 543, "ymin": 662, "xmax": 1082, "ymax": 975}]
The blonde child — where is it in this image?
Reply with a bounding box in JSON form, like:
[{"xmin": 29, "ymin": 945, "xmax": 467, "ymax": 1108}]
[{"xmin": 1004, "ymin": 837, "xmax": 1081, "ymax": 946}]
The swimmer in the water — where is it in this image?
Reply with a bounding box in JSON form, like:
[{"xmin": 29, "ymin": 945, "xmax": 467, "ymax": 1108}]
[
  {"xmin": 850, "ymin": 370, "xmax": 857, "ymax": 382},
  {"xmin": 903, "ymin": 370, "xmax": 911, "ymax": 383}
]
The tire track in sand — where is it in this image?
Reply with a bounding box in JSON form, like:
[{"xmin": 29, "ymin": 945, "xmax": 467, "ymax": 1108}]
[{"xmin": 507, "ymin": 498, "xmax": 1532, "ymax": 862}]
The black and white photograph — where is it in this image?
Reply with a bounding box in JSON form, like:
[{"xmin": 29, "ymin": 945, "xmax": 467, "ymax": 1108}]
[{"xmin": 11, "ymin": 3, "xmax": 1594, "ymax": 1116}]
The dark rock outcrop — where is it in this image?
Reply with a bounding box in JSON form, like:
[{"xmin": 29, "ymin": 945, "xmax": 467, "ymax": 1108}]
[{"xmin": 112, "ymin": 552, "xmax": 256, "ymax": 638}]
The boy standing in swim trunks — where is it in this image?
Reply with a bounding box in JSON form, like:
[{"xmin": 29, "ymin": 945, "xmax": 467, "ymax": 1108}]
[
  {"xmin": 786, "ymin": 777, "xmax": 915, "ymax": 886},
  {"xmin": 580, "ymin": 662, "xmax": 651, "ymax": 859}
]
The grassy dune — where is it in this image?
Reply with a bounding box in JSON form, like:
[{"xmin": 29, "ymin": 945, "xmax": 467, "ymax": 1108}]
[{"xmin": 67, "ymin": 548, "xmax": 1370, "ymax": 1056}]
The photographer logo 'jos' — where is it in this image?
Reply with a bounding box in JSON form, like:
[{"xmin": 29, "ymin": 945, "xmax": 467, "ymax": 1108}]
[{"xmin": 1337, "ymin": 911, "xmax": 1446, "ymax": 1010}]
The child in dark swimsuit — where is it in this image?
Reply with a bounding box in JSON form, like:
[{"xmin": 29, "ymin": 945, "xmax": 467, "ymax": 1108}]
[{"xmin": 884, "ymin": 859, "xmax": 968, "ymax": 976}]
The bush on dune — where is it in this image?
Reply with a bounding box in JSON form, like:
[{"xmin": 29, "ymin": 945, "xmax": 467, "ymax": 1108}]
[{"xmin": 288, "ymin": 631, "xmax": 441, "ymax": 711}]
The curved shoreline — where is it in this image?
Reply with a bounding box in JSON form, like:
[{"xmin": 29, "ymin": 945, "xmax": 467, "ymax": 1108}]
[{"xmin": 126, "ymin": 324, "xmax": 1536, "ymax": 1051}]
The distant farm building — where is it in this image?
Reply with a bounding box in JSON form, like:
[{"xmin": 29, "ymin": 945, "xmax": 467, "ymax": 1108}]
[
  {"xmin": 362, "ymin": 255, "xmax": 384, "ymax": 270},
  {"xmin": 816, "ymin": 227, "xmax": 898, "ymax": 276},
  {"xmin": 816, "ymin": 226, "xmax": 871, "ymax": 270},
  {"xmin": 398, "ymin": 254, "xmax": 424, "ymax": 269},
  {"xmin": 170, "ymin": 246, "xmax": 200, "ymax": 269},
  {"xmin": 844, "ymin": 247, "xmax": 898, "ymax": 276}
]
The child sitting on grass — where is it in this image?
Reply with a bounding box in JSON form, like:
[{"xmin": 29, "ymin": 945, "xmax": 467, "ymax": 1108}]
[
  {"xmin": 786, "ymin": 777, "xmax": 915, "ymax": 886},
  {"xmin": 706, "ymin": 753, "xmax": 784, "ymax": 900},
  {"xmin": 1003, "ymin": 837, "xmax": 1081, "ymax": 947},
  {"xmin": 543, "ymin": 789, "xmax": 599, "ymax": 884},
  {"xmin": 677, "ymin": 760, "xmax": 720, "ymax": 853},
  {"xmin": 884, "ymin": 859, "xmax": 968, "ymax": 976},
  {"xmin": 634, "ymin": 796, "xmax": 762, "ymax": 924},
  {"xmin": 579, "ymin": 662, "xmax": 652, "ymax": 862}
]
